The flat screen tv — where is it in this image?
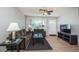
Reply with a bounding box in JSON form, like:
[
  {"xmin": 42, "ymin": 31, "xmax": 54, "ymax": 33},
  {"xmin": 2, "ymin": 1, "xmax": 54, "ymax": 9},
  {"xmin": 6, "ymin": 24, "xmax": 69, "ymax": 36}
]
[
  {"xmin": 62, "ymin": 29, "xmax": 71, "ymax": 33},
  {"xmin": 60, "ymin": 24, "xmax": 71, "ymax": 33}
]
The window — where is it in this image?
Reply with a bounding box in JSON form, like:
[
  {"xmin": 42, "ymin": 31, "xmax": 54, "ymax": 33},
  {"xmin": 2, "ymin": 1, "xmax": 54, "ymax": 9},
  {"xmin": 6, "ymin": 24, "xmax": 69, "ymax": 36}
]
[{"xmin": 31, "ymin": 19, "xmax": 45, "ymax": 29}]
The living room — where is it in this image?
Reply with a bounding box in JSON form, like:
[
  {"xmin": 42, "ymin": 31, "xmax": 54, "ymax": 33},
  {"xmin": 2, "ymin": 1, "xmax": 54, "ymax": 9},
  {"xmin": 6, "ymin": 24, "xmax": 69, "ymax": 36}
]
[{"xmin": 0, "ymin": 7, "xmax": 79, "ymax": 52}]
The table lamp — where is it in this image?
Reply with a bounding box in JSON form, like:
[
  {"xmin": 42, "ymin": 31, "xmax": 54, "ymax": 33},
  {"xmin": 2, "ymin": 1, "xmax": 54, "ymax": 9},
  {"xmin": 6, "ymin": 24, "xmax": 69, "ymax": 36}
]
[
  {"xmin": 6, "ymin": 22, "xmax": 20, "ymax": 40},
  {"xmin": 28, "ymin": 25, "xmax": 33, "ymax": 31}
]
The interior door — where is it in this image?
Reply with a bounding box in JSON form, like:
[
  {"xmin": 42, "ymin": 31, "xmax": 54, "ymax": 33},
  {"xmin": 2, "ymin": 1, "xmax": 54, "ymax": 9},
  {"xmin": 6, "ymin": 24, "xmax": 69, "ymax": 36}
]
[{"xmin": 48, "ymin": 20, "xmax": 57, "ymax": 35}]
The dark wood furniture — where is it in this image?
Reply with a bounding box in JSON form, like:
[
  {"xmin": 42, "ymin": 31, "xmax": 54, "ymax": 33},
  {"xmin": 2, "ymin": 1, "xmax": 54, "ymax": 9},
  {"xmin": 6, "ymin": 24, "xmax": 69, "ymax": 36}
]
[
  {"xmin": 0, "ymin": 39, "xmax": 25, "ymax": 52},
  {"xmin": 58, "ymin": 32, "xmax": 78, "ymax": 45}
]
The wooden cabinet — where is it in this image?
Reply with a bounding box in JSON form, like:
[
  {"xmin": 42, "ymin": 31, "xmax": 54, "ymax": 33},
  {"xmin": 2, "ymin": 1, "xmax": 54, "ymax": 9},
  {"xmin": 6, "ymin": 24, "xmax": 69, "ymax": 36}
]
[{"xmin": 58, "ymin": 32, "xmax": 78, "ymax": 45}]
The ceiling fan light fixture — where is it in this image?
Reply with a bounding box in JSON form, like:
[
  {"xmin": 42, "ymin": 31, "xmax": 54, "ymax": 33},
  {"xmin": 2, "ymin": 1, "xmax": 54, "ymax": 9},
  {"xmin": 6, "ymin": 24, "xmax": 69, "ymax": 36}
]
[
  {"xmin": 39, "ymin": 8, "xmax": 53, "ymax": 15},
  {"xmin": 43, "ymin": 12, "xmax": 48, "ymax": 15}
]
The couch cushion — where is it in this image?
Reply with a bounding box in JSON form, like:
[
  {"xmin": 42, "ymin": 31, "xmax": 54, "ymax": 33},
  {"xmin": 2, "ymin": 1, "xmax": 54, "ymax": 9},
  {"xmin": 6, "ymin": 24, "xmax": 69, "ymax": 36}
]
[{"xmin": 33, "ymin": 33, "xmax": 43, "ymax": 38}]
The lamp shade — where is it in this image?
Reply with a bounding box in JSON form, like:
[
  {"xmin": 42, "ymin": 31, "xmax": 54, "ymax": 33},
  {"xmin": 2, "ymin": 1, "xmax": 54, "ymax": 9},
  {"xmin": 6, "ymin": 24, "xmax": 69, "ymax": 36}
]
[
  {"xmin": 28, "ymin": 25, "xmax": 32, "ymax": 28},
  {"xmin": 7, "ymin": 23, "xmax": 20, "ymax": 32}
]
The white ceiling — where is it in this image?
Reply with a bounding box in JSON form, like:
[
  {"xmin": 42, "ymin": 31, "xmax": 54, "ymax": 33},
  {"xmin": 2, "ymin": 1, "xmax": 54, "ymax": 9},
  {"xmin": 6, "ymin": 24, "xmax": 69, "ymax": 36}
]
[{"xmin": 18, "ymin": 7, "xmax": 59, "ymax": 17}]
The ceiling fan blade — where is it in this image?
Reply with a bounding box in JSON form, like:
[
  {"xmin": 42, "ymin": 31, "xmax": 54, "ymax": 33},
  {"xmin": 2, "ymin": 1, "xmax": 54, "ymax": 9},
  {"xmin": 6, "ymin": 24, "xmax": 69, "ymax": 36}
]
[
  {"xmin": 48, "ymin": 12, "xmax": 51, "ymax": 15},
  {"xmin": 39, "ymin": 9, "xmax": 43, "ymax": 11},
  {"xmin": 39, "ymin": 9, "xmax": 53, "ymax": 15},
  {"xmin": 48, "ymin": 10, "xmax": 53, "ymax": 12}
]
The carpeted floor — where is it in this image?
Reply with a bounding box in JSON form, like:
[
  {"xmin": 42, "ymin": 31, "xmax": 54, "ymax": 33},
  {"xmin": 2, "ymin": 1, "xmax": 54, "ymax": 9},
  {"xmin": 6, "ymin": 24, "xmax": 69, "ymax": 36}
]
[{"xmin": 26, "ymin": 38, "xmax": 52, "ymax": 51}]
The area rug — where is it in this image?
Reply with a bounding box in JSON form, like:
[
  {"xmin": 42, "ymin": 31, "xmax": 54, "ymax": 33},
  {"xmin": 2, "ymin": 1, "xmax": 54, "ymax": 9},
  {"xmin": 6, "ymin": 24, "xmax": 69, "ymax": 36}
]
[{"xmin": 26, "ymin": 39, "xmax": 52, "ymax": 51}]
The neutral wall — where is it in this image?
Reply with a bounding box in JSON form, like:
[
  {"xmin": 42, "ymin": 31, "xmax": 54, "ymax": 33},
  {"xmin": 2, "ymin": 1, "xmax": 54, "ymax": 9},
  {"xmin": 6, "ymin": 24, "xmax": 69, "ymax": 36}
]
[
  {"xmin": 0, "ymin": 7, "xmax": 25, "ymax": 51},
  {"xmin": 78, "ymin": 8, "xmax": 79, "ymax": 45},
  {"xmin": 53, "ymin": 8, "xmax": 79, "ymax": 32}
]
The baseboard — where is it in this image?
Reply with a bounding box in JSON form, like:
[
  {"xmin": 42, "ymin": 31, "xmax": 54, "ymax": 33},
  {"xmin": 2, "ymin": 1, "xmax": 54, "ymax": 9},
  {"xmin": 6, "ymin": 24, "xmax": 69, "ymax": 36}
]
[
  {"xmin": 78, "ymin": 42, "xmax": 79, "ymax": 46},
  {"xmin": 49, "ymin": 34, "xmax": 56, "ymax": 36}
]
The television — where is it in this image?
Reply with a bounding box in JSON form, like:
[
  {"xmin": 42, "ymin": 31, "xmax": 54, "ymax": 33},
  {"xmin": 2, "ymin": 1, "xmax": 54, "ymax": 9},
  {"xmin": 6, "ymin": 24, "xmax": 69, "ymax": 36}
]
[
  {"xmin": 62, "ymin": 29, "xmax": 71, "ymax": 33},
  {"xmin": 60, "ymin": 24, "xmax": 71, "ymax": 33}
]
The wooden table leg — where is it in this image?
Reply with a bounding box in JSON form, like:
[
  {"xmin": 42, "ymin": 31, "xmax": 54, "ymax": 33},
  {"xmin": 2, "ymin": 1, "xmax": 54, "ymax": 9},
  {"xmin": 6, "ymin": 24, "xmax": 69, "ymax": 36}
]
[
  {"xmin": 24, "ymin": 39, "xmax": 26, "ymax": 50},
  {"xmin": 10, "ymin": 46, "xmax": 12, "ymax": 52},
  {"xmin": 17, "ymin": 45, "xmax": 20, "ymax": 52}
]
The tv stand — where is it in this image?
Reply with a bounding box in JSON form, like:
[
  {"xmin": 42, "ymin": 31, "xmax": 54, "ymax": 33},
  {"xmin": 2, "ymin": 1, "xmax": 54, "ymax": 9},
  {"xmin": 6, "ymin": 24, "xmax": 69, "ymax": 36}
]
[{"xmin": 58, "ymin": 32, "xmax": 78, "ymax": 45}]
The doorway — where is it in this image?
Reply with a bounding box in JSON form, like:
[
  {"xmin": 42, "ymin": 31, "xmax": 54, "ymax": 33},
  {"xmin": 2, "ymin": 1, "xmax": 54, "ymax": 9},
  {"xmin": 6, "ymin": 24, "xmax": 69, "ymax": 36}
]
[{"xmin": 48, "ymin": 20, "xmax": 57, "ymax": 36}]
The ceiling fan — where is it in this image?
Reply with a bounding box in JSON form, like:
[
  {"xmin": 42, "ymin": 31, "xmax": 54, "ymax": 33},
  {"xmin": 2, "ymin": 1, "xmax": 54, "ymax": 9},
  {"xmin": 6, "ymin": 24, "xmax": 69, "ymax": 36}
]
[{"xmin": 39, "ymin": 9, "xmax": 53, "ymax": 15}]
